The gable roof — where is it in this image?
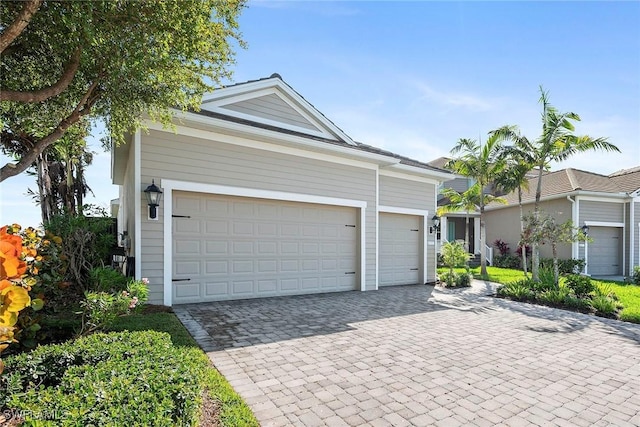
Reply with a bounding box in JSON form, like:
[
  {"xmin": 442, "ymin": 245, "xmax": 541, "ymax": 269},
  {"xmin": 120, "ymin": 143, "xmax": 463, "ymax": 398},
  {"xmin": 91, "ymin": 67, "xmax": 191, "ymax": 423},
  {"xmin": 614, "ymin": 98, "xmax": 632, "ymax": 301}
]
[
  {"xmin": 494, "ymin": 167, "xmax": 635, "ymax": 207},
  {"xmin": 200, "ymin": 73, "xmax": 356, "ymax": 145},
  {"xmin": 192, "ymin": 74, "xmax": 451, "ymax": 177}
]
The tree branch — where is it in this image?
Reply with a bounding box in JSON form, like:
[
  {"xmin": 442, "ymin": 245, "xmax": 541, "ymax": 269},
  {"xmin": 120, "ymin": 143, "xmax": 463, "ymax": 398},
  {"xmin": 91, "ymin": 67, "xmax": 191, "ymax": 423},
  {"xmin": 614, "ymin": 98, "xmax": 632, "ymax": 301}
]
[
  {"xmin": 0, "ymin": 81, "xmax": 100, "ymax": 182},
  {"xmin": 1, "ymin": 48, "xmax": 82, "ymax": 102},
  {"xmin": 0, "ymin": 0, "xmax": 43, "ymax": 53}
]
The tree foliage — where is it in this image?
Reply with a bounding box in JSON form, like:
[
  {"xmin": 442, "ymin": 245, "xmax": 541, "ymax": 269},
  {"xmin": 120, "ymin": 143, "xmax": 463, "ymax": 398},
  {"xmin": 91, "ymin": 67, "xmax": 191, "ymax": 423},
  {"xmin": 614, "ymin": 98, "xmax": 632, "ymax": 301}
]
[
  {"xmin": 520, "ymin": 212, "xmax": 588, "ymax": 287},
  {"xmin": 445, "ymin": 134, "xmax": 506, "ymax": 277},
  {"xmin": 0, "ymin": 0, "xmax": 245, "ymax": 181},
  {"xmin": 491, "ymin": 87, "xmax": 619, "ymax": 281}
]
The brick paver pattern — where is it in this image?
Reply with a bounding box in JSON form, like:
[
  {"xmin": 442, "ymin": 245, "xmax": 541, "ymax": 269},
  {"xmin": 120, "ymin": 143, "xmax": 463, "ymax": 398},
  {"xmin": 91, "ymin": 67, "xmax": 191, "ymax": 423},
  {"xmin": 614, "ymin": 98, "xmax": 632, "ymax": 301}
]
[{"xmin": 174, "ymin": 281, "xmax": 640, "ymax": 426}]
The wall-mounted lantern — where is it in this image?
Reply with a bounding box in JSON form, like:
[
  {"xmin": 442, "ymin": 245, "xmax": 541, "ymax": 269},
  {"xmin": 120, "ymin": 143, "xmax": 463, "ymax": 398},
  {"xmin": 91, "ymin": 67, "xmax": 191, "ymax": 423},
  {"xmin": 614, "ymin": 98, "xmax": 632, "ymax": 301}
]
[
  {"xmin": 430, "ymin": 215, "xmax": 440, "ymax": 234},
  {"xmin": 144, "ymin": 180, "xmax": 163, "ymax": 220},
  {"xmin": 581, "ymin": 224, "xmax": 589, "ymax": 236}
]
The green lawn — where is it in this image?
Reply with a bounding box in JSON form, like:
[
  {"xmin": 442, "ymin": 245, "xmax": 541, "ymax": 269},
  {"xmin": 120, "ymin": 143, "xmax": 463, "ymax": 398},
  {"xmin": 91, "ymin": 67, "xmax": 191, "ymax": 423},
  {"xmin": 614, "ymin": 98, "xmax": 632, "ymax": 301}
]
[
  {"xmin": 110, "ymin": 311, "xmax": 258, "ymax": 426},
  {"xmin": 438, "ymin": 266, "xmax": 640, "ymax": 324}
]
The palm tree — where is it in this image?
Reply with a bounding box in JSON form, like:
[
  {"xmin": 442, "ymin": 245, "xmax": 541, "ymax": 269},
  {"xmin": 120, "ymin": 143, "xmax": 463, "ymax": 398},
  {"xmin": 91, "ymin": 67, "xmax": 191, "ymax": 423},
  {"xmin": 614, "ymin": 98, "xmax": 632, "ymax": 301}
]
[
  {"xmin": 445, "ymin": 134, "xmax": 506, "ymax": 277},
  {"xmin": 438, "ymin": 186, "xmax": 479, "ymax": 253},
  {"xmin": 493, "ymin": 87, "xmax": 620, "ymax": 280},
  {"xmin": 492, "ymin": 127, "xmax": 535, "ymax": 276}
]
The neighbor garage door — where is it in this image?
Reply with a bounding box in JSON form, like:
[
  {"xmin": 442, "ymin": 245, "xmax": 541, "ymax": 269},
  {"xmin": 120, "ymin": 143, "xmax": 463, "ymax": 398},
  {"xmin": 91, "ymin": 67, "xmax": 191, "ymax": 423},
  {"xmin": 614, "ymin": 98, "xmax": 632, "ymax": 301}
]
[
  {"xmin": 379, "ymin": 213, "xmax": 421, "ymax": 286},
  {"xmin": 172, "ymin": 192, "xmax": 358, "ymax": 303},
  {"xmin": 589, "ymin": 226, "xmax": 622, "ymax": 276}
]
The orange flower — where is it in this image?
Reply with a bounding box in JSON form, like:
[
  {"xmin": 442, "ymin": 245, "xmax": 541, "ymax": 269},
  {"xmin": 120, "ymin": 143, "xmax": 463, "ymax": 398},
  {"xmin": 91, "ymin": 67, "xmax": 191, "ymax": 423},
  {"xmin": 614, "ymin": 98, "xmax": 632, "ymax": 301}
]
[{"xmin": 0, "ymin": 227, "xmax": 27, "ymax": 279}]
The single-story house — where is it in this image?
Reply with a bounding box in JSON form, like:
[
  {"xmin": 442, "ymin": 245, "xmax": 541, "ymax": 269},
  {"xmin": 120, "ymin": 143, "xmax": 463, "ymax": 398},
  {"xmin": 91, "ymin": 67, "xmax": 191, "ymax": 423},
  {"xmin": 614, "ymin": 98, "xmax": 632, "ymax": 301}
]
[
  {"xmin": 111, "ymin": 74, "xmax": 453, "ymax": 305},
  {"xmin": 484, "ymin": 167, "xmax": 640, "ymax": 277}
]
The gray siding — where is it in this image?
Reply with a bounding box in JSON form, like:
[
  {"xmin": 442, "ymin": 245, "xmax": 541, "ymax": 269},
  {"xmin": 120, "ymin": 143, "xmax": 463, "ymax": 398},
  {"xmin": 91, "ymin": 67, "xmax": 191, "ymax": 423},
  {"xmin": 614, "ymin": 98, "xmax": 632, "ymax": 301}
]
[
  {"xmin": 222, "ymin": 93, "xmax": 319, "ymax": 131},
  {"xmin": 139, "ymin": 129, "xmax": 377, "ymax": 303},
  {"xmin": 579, "ymin": 200, "xmax": 624, "ymax": 223},
  {"xmin": 379, "ymin": 175, "xmax": 437, "ymax": 283},
  {"xmin": 486, "ymin": 198, "xmax": 573, "ymax": 260},
  {"xmin": 443, "ymin": 177, "xmax": 471, "ymax": 195},
  {"xmin": 631, "ymin": 201, "xmax": 640, "ymax": 275}
]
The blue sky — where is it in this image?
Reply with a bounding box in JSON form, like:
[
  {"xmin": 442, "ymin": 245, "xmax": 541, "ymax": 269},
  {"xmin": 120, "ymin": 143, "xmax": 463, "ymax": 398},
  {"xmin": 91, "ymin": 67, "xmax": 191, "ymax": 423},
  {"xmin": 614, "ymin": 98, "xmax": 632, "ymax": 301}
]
[{"xmin": 2, "ymin": 0, "xmax": 639, "ymax": 227}]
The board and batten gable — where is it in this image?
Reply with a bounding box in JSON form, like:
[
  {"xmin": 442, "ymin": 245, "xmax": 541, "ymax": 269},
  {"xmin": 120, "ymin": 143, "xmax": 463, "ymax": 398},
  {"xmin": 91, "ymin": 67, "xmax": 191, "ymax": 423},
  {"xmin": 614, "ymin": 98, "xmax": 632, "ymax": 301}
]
[
  {"xmin": 139, "ymin": 129, "xmax": 378, "ymax": 304},
  {"xmin": 220, "ymin": 93, "xmax": 320, "ymax": 132}
]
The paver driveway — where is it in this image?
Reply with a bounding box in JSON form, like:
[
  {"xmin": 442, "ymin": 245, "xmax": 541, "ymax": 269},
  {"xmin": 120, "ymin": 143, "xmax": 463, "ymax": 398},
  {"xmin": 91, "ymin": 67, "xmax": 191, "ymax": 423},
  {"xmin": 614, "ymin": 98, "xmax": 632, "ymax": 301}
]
[{"xmin": 174, "ymin": 282, "xmax": 640, "ymax": 426}]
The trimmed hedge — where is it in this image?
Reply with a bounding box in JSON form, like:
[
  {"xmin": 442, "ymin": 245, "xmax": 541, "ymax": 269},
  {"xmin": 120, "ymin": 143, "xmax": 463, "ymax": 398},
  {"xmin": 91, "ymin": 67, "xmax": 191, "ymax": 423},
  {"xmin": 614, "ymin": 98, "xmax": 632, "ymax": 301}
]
[{"xmin": 1, "ymin": 331, "xmax": 207, "ymax": 426}]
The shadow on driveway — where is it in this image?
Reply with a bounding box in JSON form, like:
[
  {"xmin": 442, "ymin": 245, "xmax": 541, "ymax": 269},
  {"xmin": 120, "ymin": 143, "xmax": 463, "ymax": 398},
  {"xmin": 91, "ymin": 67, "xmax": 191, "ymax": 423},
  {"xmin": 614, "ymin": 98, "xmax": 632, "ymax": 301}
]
[{"xmin": 175, "ymin": 284, "xmax": 451, "ymax": 350}]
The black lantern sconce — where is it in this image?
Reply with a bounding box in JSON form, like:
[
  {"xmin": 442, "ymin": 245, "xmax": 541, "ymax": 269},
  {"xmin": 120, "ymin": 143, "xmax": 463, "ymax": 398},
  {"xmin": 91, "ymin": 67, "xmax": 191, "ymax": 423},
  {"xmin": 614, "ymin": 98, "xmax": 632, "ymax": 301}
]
[
  {"xmin": 581, "ymin": 224, "xmax": 589, "ymax": 236},
  {"xmin": 144, "ymin": 180, "xmax": 163, "ymax": 220},
  {"xmin": 430, "ymin": 215, "xmax": 440, "ymax": 234}
]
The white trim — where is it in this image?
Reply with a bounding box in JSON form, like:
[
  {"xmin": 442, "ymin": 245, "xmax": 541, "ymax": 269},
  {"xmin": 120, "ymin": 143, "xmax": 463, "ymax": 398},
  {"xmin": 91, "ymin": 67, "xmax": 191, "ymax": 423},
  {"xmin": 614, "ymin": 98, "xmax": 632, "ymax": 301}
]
[
  {"xmin": 623, "ymin": 202, "xmax": 626, "ymax": 276},
  {"xmin": 381, "ymin": 164, "xmax": 452, "ymax": 182},
  {"xmin": 160, "ymin": 179, "xmax": 368, "ymax": 306},
  {"xmin": 378, "ymin": 205, "xmax": 430, "ymax": 216},
  {"xmin": 630, "ymin": 201, "xmax": 635, "ymax": 275},
  {"xmin": 146, "ymin": 119, "xmax": 385, "ymax": 171},
  {"xmin": 578, "ymin": 195, "xmax": 627, "ymax": 203},
  {"xmin": 584, "ymin": 221, "xmax": 624, "ymax": 227},
  {"xmin": 376, "ymin": 206, "xmax": 429, "ymax": 285},
  {"xmin": 375, "ymin": 168, "xmax": 380, "ymax": 290},
  {"xmin": 134, "ymin": 130, "xmax": 142, "ymax": 281}
]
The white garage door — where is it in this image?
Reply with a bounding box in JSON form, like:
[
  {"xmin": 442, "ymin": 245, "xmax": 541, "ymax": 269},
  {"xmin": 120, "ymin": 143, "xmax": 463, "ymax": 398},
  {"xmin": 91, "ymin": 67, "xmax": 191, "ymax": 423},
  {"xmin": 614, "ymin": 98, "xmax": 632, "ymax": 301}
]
[
  {"xmin": 172, "ymin": 192, "xmax": 358, "ymax": 303},
  {"xmin": 589, "ymin": 226, "xmax": 622, "ymax": 276},
  {"xmin": 379, "ymin": 213, "xmax": 421, "ymax": 286}
]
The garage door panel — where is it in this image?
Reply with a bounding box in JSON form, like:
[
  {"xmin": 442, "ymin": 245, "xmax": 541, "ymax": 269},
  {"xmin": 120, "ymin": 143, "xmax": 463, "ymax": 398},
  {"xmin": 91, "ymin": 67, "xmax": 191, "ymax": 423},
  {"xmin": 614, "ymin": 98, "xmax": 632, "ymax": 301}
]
[
  {"xmin": 589, "ymin": 226, "xmax": 622, "ymax": 276},
  {"xmin": 173, "ymin": 192, "xmax": 358, "ymax": 303},
  {"xmin": 379, "ymin": 213, "xmax": 421, "ymax": 287}
]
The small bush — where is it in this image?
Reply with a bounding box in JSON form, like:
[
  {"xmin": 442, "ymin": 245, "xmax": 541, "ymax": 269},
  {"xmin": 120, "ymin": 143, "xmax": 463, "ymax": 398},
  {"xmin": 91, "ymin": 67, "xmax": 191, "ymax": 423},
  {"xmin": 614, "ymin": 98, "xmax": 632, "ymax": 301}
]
[
  {"xmin": 78, "ymin": 278, "xmax": 149, "ymax": 336},
  {"xmin": 439, "ymin": 271, "xmax": 457, "ymax": 287},
  {"xmin": 89, "ymin": 267, "xmax": 129, "ymax": 293},
  {"xmin": 562, "ymin": 296, "xmax": 592, "ymax": 312},
  {"xmin": 455, "ymin": 269, "xmax": 473, "ymax": 287},
  {"xmin": 497, "ymin": 280, "xmax": 533, "ymax": 301},
  {"xmin": 538, "ymin": 266, "xmax": 556, "ymax": 287},
  {"xmin": 565, "ymin": 274, "xmax": 595, "ymax": 298},
  {"xmin": 493, "ymin": 239, "xmax": 510, "ymax": 256},
  {"xmin": 441, "ymin": 241, "xmax": 470, "ymax": 269},
  {"xmin": 494, "ymin": 254, "xmax": 521, "ymax": 269},
  {"xmin": 540, "ymin": 258, "xmax": 585, "ymax": 275},
  {"xmin": 590, "ymin": 295, "xmax": 620, "ymax": 318},
  {"xmin": 632, "ymin": 266, "xmax": 640, "ymax": 285},
  {"xmin": 1, "ymin": 331, "xmax": 206, "ymax": 425},
  {"xmin": 538, "ymin": 287, "xmax": 571, "ymax": 306}
]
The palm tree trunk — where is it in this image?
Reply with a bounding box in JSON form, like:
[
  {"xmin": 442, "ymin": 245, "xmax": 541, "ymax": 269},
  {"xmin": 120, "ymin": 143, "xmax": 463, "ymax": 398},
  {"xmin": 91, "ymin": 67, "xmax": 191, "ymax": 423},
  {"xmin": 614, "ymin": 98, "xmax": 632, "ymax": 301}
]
[
  {"xmin": 532, "ymin": 165, "xmax": 544, "ymax": 281},
  {"xmin": 464, "ymin": 213, "xmax": 470, "ymax": 253},
  {"xmin": 518, "ymin": 186, "xmax": 527, "ymax": 277},
  {"xmin": 480, "ymin": 205, "xmax": 487, "ymax": 277}
]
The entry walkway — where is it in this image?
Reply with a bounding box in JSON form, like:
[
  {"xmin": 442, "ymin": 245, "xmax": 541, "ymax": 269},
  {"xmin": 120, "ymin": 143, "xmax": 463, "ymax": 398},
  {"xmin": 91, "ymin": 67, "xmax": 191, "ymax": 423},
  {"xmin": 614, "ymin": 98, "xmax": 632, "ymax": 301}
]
[{"xmin": 175, "ymin": 281, "xmax": 640, "ymax": 426}]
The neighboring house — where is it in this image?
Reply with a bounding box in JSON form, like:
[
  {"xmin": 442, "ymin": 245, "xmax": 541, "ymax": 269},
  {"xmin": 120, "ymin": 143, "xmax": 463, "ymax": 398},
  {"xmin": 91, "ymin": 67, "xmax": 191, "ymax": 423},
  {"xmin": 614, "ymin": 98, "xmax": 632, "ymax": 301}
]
[
  {"xmin": 484, "ymin": 167, "xmax": 640, "ymax": 278},
  {"xmin": 111, "ymin": 74, "xmax": 453, "ymax": 306},
  {"xmin": 427, "ymin": 157, "xmax": 480, "ymax": 255},
  {"xmin": 427, "ymin": 157, "xmax": 538, "ymax": 261}
]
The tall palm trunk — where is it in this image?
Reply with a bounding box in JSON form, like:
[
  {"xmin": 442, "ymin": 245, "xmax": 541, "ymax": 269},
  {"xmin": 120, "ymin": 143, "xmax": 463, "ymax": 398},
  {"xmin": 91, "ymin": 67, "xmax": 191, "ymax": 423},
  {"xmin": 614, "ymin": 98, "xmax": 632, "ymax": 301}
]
[
  {"xmin": 532, "ymin": 164, "xmax": 544, "ymax": 281},
  {"xmin": 518, "ymin": 185, "xmax": 527, "ymax": 277},
  {"xmin": 464, "ymin": 212, "xmax": 470, "ymax": 253}
]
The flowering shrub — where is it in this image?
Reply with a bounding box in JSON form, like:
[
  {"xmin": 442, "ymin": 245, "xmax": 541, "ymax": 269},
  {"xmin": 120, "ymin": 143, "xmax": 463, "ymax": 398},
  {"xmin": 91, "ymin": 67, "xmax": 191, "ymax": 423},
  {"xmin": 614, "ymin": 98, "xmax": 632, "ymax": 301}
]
[
  {"xmin": 1, "ymin": 225, "xmax": 46, "ymax": 373},
  {"xmin": 493, "ymin": 239, "xmax": 510, "ymax": 256},
  {"xmin": 78, "ymin": 277, "xmax": 149, "ymax": 336}
]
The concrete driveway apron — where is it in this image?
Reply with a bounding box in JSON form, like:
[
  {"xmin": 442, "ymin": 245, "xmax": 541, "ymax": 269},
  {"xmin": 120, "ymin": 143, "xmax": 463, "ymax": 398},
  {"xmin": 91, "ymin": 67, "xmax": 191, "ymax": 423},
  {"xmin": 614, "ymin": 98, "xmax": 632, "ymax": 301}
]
[{"xmin": 174, "ymin": 282, "xmax": 640, "ymax": 426}]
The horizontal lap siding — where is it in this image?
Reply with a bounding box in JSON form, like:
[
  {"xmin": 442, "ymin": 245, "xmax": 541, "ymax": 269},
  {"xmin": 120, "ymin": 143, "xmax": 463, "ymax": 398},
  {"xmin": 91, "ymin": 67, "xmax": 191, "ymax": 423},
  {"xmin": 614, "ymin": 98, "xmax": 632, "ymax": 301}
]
[
  {"xmin": 140, "ymin": 130, "xmax": 377, "ymax": 303},
  {"xmin": 579, "ymin": 200, "xmax": 624, "ymax": 223},
  {"xmin": 379, "ymin": 175, "xmax": 437, "ymax": 282},
  {"xmin": 486, "ymin": 199, "xmax": 573, "ymax": 260}
]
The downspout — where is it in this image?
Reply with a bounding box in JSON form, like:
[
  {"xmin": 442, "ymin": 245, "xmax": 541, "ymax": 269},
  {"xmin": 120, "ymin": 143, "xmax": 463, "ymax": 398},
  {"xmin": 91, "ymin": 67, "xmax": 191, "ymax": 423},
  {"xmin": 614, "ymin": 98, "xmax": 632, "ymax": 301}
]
[
  {"xmin": 630, "ymin": 197, "xmax": 635, "ymax": 277},
  {"xmin": 567, "ymin": 196, "xmax": 577, "ymax": 259}
]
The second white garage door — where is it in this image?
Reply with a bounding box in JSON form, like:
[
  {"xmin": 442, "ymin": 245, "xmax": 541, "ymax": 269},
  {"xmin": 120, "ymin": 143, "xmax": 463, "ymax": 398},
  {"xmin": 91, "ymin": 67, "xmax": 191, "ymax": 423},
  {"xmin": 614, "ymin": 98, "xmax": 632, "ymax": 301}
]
[
  {"xmin": 172, "ymin": 192, "xmax": 358, "ymax": 303},
  {"xmin": 379, "ymin": 213, "xmax": 421, "ymax": 286},
  {"xmin": 589, "ymin": 226, "xmax": 622, "ymax": 276}
]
